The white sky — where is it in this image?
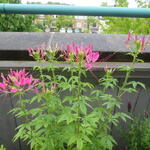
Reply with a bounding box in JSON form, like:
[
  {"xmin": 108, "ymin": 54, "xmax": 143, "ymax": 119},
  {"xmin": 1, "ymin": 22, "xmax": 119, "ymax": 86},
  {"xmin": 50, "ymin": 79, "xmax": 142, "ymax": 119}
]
[{"xmin": 21, "ymin": 0, "xmax": 137, "ymax": 7}]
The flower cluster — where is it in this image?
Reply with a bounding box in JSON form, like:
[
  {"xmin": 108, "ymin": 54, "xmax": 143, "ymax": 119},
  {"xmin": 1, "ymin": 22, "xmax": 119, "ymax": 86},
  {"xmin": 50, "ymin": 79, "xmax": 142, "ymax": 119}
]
[
  {"xmin": 63, "ymin": 41, "xmax": 99, "ymax": 68},
  {"xmin": 0, "ymin": 69, "xmax": 39, "ymax": 93},
  {"xmin": 28, "ymin": 46, "xmax": 59, "ymax": 62},
  {"xmin": 28, "ymin": 47, "xmax": 45, "ymax": 61},
  {"xmin": 125, "ymin": 32, "xmax": 149, "ymax": 52}
]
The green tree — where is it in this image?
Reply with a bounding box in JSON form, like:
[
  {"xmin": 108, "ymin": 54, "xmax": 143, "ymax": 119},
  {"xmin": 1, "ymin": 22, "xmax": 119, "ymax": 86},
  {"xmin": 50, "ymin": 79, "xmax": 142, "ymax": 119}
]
[
  {"xmin": 87, "ymin": 17, "xmax": 97, "ymax": 29},
  {"xmin": 0, "ymin": 0, "xmax": 37, "ymax": 32},
  {"xmin": 55, "ymin": 15, "xmax": 75, "ymax": 31},
  {"xmin": 100, "ymin": 0, "xmax": 150, "ymax": 34},
  {"xmin": 44, "ymin": 15, "xmax": 54, "ymax": 29}
]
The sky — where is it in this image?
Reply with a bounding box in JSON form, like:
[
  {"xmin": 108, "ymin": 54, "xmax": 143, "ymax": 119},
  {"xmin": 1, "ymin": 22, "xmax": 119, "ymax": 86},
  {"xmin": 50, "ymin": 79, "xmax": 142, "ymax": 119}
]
[{"xmin": 21, "ymin": 0, "xmax": 137, "ymax": 7}]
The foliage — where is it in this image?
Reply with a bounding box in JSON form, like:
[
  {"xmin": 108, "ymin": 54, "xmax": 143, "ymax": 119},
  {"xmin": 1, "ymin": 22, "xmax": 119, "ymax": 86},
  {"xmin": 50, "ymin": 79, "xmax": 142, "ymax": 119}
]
[
  {"xmin": 44, "ymin": 15, "xmax": 54, "ymax": 29},
  {"xmin": 33, "ymin": 22, "xmax": 45, "ymax": 32},
  {"xmin": 0, "ymin": 145, "xmax": 6, "ymax": 150},
  {"xmin": 100, "ymin": 0, "xmax": 150, "ymax": 34},
  {"xmin": 0, "ymin": 33, "xmax": 147, "ymax": 150},
  {"xmin": 55, "ymin": 15, "xmax": 75, "ymax": 31},
  {"xmin": 87, "ymin": 17, "xmax": 97, "ymax": 28},
  {"xmin": 123, "ymin": 114, "xmax": 150, "ymax": 150},
  {"xmin": 0, "ymin": 0, "xmax": 36, "ymax": 32}
]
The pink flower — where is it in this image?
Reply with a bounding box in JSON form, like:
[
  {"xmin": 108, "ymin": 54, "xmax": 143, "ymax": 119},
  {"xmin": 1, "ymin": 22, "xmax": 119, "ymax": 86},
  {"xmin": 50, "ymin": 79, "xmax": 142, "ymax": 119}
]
[
  {"xmin": 85, "ymin": 52, "xmax": 99, "ymax": 69},
  {"xmin": 0, "ymin": 69, "xmax": 39, "ymax": 94},
  {"xmin": 63, "ymin": 42, "xmax": 100, "ymax": 68},
  {"xmin": 125, "ymin": 32, "xmax": 149, "ymax": 52},
  {"xmin": 28, "ymin": 46, "xmax": 45, "ymax": 61},
  {"xmin": 86, "ymin": 52, "xmax": 100, "ymax": 63},
  {"xmin": 0, "ymin": 83, "xmax": 7, "ymax": 92},
  {"xmin": 11, "ymin": 89, "xmax": 18, "ymax": 93}
]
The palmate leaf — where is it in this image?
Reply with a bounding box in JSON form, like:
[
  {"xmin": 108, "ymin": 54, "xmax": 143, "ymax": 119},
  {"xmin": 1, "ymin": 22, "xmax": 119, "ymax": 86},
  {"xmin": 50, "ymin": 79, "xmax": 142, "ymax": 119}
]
[
  {"xmin": 42, "ymin": 75, "xmax": 52, "ymax": 81},
  {"xmin": 30, "ymin": 95, "xmax": 42, "ymax": 104},
  {"xmin": 58, "ymin": 112, "xmax": 78, "ymax": 124},
  {"xmin": 28, "ymin": 108, "xmax": 43, "ymax": 117},
  {"xmin": 79, "ymin": 102, "xmax": 87, "ymax": 115},
  {"xmin": 9, "ymin": 107, "xmax": 21, "ymax": 115},
  {"xmin": 91, "ymin": 90, "xmax": 103, "ymax": 97},
  {"xmin": 114, "ymin": 112, "xmax": 132, "ymax": 122},
  {"xmin": 97, "ymin": 134, "xmax": 117, "ymax": 150},
  {"xmin": 63, "ymin": 96, "xmax": 77, "ymax": 103},
  {"xmin": 68, "ymin": 134, "xmax": 91, "ymax": 150},
  {"xmin": 136, "ymin": 58, "xmax": 144, "ymax": 63},
  {"xmin": 100, "ymin": 77, "xmax": 118, "ymax": 89},
  {"xmin": 118, "ymin": 65, "xmax": 133, "ymax": 71},
  {"xmin": 100, "ymin": 94, "xmax": 116, "ymax": 101},
  {"xmin": 56, "ymin": 75, "xmax": 67, "ymax": 82},
  {"xmin": 122, "ymin": 87, "xmax": 137, "ymax": 93},
  {"xmin": 77, "ymin": 139, "xmax": 83, "ymax": 150},
  {"xmin": 81, "ymin": 82, "xmax": 94, "ymax": 89},
  {"xmin": 127, "ymin": 81, "xmax": 146, "ymax": 89},
  {"xmin": 103, "ymin": 100, "xmax": 121, "ymax": 109}
]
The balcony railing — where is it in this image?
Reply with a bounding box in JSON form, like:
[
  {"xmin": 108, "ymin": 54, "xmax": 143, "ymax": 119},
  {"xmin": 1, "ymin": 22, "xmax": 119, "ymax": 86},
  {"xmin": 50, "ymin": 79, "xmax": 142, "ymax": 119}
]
[{"xmin": 0, "ymin": 4, "xmax": 149, "ymax": 18}]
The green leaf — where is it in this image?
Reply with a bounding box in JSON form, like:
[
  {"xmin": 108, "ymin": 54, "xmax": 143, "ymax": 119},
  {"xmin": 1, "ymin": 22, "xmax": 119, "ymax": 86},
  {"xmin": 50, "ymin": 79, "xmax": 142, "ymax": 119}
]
[
  {"xmin": 68, "ymin": 136, "xmax": 77, "ymax": 146},
  {"xmin": 79, "ymin": 102, "xmax": 87, "ymax": 115},
  {"xmin": 118, "ymin": 65, "xmax": 133, "ymax": 71},
  {"xmin": 137, "ymin": 82, "xmax": 146, "ymax": 89},
  {"xmin": 122, "ymin": 88, "xmax": 137, "ymax": 93},
  {"xmin": 77, "ymin": 139, "xmax": 83, "ymax": 150},
  {"xmin": 136, "ymin": 59, "xmax": 144, "ymax": 63}
]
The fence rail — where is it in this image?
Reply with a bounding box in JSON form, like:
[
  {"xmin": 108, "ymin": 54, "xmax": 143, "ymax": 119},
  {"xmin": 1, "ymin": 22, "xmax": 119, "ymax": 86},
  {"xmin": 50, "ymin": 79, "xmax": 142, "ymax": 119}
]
[{"xmin": 0, "ymin": 4, "xmax": 150, "ymax": 18}]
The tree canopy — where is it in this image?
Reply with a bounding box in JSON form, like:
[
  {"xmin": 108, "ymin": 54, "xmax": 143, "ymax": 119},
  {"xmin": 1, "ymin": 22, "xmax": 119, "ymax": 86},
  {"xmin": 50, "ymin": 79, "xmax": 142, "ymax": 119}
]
[
  {"xmin": 55, "ymin": 15, "xmax": 75, "ymax": 31},
  {"xmin": 0, "ymin": 0, "xmax": 36, "ymax": 32},
  {"xmin": 100, "ymin": 0, "xmax": 150, "ymax": 34}
]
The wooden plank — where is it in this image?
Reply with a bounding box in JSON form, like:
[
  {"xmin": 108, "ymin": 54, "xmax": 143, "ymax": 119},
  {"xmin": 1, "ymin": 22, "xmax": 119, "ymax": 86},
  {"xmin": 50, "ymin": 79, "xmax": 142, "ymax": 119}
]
[
  {"xmin": 0, "ymin": 61, "xmax": 150, "ymax": 70},
  {"xmin": 0, "ymin": 33, "xmax": 149, "ymax": 53},
  {"xmin": 0, "ymin": 94, "xmax": 21, "ymax": 150}
]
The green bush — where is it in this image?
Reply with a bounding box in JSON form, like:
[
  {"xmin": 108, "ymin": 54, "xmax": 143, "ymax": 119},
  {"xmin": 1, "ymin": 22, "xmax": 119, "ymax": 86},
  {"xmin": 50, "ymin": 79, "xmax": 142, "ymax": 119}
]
[{"xmin": 124, "ymin": 115, "xmax": 150, "ymax": 150}]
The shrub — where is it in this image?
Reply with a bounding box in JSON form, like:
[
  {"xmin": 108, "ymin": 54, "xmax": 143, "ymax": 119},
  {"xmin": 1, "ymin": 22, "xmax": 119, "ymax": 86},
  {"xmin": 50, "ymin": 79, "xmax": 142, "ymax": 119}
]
[{"xmin": 0, "ymin": 33, "xmax": 148, "ymax": 150}]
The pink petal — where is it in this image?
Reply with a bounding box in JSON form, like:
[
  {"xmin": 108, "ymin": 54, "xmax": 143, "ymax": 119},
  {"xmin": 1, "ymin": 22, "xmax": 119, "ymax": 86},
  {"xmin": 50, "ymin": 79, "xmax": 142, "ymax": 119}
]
[
  {"xmin": 92, "ymin": 52, "xmax": 99, "ymax": 62},
  {"xmin": 0, "ymin": 83, "xmax": 6, "ymax": 90},
  {"xmin": 86, "ymin": 53, "xmax": 92, "ymax": 63},
  {"xmin": 14, "ymin": 80, "xmax": 21, "ymax": 86},
  {"xmin": 1, "ymin": 73, "xmax": 6, "ymax": 82},
  {"xmin": 141, "ymin": 36, "xmax": 145, "ymax": 51},
  {"xmin": 86, "ymin": 52, "xmax": 99, "ymax": 63},
  {"xmin": 11, "ymin": 89, "xmax": 18, "ymax": 93},
  {"xmin": 34, "ymin": 88, "xmax": 39, "ymax": 94},
  {"xmin": 85, "ymin": 63, "xmax": 92, "ymax": 69}
]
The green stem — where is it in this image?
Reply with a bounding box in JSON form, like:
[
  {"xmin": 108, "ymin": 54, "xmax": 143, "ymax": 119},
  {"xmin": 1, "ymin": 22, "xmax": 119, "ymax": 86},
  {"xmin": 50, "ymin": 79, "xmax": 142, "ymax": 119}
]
[
  {"xmin": 39, "ymin": 67, "xmax": 44, "ymax": 82},
  {"xmin": 109, "ymin": 54, "xmax": 138, "ymax": 134},
  {"xmin": 76, "ymin": 64, "xmax": 82, "ymax": 136},
  {"xmin": 117, "ymin": 54, "xmax": 137, "ymax": 98},
  {"xmin": 77, "ymin": 72, "xmax": 81, "ymax": 133},
  {"xmin": 51, "ymin": 67, "xmax": 56, "ymax": 84}
]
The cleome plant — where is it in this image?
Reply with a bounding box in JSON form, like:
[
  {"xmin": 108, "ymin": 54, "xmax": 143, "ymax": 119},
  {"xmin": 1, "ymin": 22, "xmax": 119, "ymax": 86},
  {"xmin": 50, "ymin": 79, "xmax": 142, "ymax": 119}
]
[{"xmin": 0, "ymin": 33, "xmax": 148, "ymax": 150}]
